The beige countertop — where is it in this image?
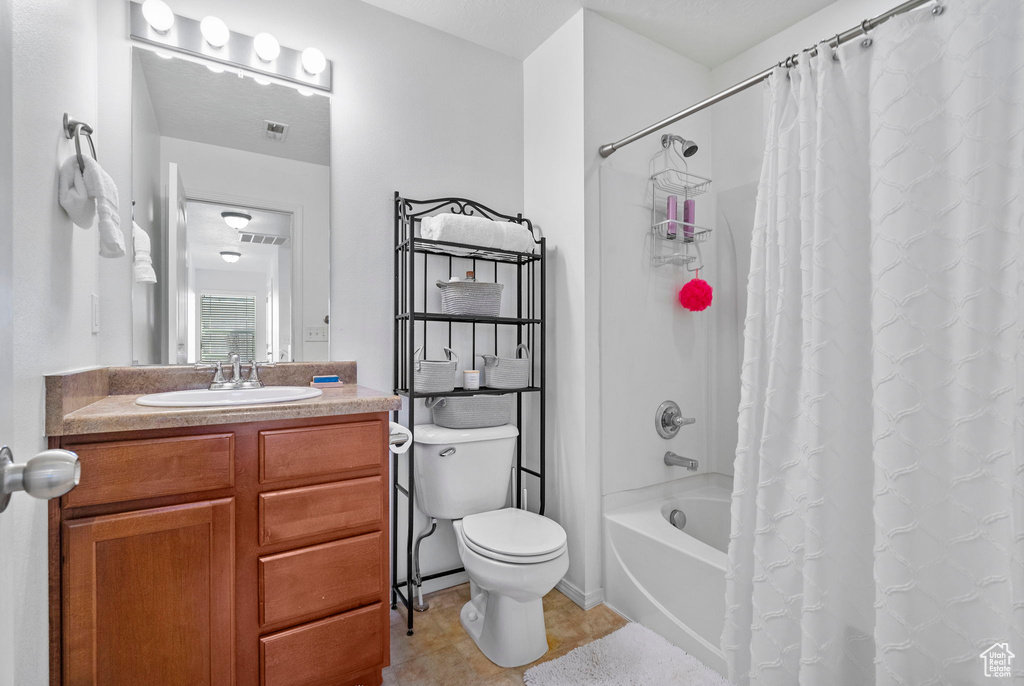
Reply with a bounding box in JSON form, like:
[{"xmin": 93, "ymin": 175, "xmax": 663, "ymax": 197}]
[{"xmin": 46, "ymin": 363, "xmax": 401, "ymax": 436}]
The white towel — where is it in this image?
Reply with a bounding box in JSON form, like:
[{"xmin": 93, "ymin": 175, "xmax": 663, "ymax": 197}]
[
  {"xmin": 132, "ymin": 221, "xmax": 157, "ymax": 283},
  {"xmin": 58, "ymin": 156, "xmax": 96, "ymax": 228},
  {"xmin": 81, "ymin": 156, "xmax": 125, "ymax": 258},
  {"xmin": 421, "ymin": 213, "xmax": 536, "ymax": 254}
]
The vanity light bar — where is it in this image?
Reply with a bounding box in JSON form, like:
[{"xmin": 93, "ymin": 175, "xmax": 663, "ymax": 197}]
[{"xmin": 128, "ymin": 1, "xmax": 332, "ymax": 92}]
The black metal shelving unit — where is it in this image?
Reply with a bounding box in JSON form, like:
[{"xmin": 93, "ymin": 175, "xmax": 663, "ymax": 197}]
[{"xmin": 391, "ymin": 193, "xmax": 546, "ymax": 636}]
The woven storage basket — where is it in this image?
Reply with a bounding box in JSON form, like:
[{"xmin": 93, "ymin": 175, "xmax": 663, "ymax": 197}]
[
  {"xmin": 436, "ymin": 279, "xmax": 503, "ymax": 317},
  {"xmin": 413, "ymin": 346, "xmax": 459, "ymax": 394},
  {"xmin": 425, "ymin": 394, "xmax": 512, "ymax": 429},
  {"xmin": 479, "ymin": 344, "xmax": 531, "ymax": 389}
]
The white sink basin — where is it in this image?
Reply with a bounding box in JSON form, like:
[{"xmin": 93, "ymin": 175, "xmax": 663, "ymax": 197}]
[{"xmin": 136, "ymin": 386, "xmax": 324, "ymax": 407}]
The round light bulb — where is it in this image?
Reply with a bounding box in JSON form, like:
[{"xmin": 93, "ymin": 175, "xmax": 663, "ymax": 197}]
[
  {"xmin": 141, "ymin": 0, "xmax": 175, "ymax": 33},
  {"xmin": 301, "ymin": 47, "xmax": 326, "ymax": 76},
  {"xmin": 297, "ymin": 87, "xmax": 314, "ymax": 97},
  {"xmin": 206, "ymin": 64, "xmax": 225, "ymax": 74},
  {"xmin": 200, "ymin": 16, "xmax": 229, "ymax": 48},
  {"xmin": 220, "ymin": 250, "xmax": 241, "ymax": 264},
  {"xmin": 253, "ymin": 32, "xmax": 280, "ymax": 62},
  {"xmin": 253, "ymin": 76, "xmax": 272, "ymax": 86}
]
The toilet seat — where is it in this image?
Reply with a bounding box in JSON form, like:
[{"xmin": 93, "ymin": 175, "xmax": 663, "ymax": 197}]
[{"xmin": 461, "ymin": 508, "xmax": 567, "ymax": 564}]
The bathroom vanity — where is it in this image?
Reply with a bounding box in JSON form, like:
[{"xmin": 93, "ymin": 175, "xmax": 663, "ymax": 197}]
[{"xmin": 45, "ymin": 364, "xmax": 401, "ymax": 686}]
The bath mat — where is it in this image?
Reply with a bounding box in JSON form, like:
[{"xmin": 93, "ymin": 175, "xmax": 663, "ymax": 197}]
[{"xmin": 523, "ymin": 622, "xmax": 728, "ymax": 686}]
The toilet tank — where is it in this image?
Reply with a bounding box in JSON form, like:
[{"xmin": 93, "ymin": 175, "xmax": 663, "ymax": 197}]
[{"xmin": 412, "ymin": 424, "xmax": 519, "ymax": 520}]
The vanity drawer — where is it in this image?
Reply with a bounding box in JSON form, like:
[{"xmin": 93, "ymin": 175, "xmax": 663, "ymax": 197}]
[
  {"xmin": 63, "ymin": 434, "xmax": 235, "ymax": 508},
  {"xmin": 260, "ymin": 603, "xmax": 384, "ymax": 686},
  {"xmin": 258, "ymin": 421, "xmax": 383, "ymax": 483},
  {"xmin": 259, "ymin": 477, "xmax": 383, "ymax": 546},
  {"xmin": 259, "ymin": 532, "xmax": 382, "ymax": 627}
]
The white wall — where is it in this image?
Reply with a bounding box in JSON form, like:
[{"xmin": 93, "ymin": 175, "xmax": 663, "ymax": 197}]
[
  {"xmin": 157, "ymin": 136, "xmax": 330, "ymax": 361},
  {"xmin": 585, "ymin": 12, "xmax": 715, "ymax": 496},
  {"xmin": 524, "ymin": 10, "xmax": 589, "ymax": 600},
  {"xmin": 0, "ymin": 0, "xmax": 13, "ymax": 682},
  {"xmin": 10, "ymin": 1, "xmax": 100, "ymax": 684}
]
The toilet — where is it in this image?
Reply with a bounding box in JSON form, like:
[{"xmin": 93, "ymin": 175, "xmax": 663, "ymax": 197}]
[{"xmin": 413, "ymin": 424, "xmax": 569, "ymax": 668}]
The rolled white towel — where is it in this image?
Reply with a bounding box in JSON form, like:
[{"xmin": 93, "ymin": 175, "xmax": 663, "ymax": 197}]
[
  {"xmin": 421, "ymin": 213, "xmax": 535, "ymax": 253},
  {"xmin": 81, "ymin": 156, "xmax": 125, "ymax": 258},
  {"xmin": 58, "ymin": 156, "xmax": 97, "ymax": 228},
  {"xmin": 132, "ymin": 221, "xmax": 157, "ymax": 283}
]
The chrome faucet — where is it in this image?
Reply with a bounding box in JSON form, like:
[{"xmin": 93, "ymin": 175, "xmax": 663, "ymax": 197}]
[
  {"xmin": 665, "ymin": 451, "xmax": 698, "ymax": 471},
  {"xmin": 195, "ymin": 356, "xmax": 272, "ymax": 390}
]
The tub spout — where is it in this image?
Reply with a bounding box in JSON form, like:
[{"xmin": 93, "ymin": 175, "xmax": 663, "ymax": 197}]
[{"xmin": 665, "ymin": 452, "xmax": 698, "ymax": 471}]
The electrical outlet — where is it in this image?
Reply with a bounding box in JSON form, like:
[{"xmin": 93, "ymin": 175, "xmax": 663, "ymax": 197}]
[
  {"xmin": 91, "ymin": 294, "xmax": 100, "ymax": 334},
  {"xmin": 304, "ymin": 326, "xmax": 328, "ymax": 342}
]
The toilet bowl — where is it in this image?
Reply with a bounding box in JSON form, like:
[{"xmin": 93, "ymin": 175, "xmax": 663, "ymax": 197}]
[
  {"xmin": 413, "ymin": 424, "xmax": 569, "ymax": 667},
  {"xmin": 454, "ymin": 508, "xmax": 569, "ymax": 668}
]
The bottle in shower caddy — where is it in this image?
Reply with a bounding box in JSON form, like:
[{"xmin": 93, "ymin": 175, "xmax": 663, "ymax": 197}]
[
  {"xmin": 683, "ymin": 199, "xmax": 695, "ymax": 240},
  {"xmin": 464, "ymin": 271, "xmax": 476, "ymax": 282},
  {"xmin": 666, "ymin": 195, "xmax": 678, "ymax": 239}
]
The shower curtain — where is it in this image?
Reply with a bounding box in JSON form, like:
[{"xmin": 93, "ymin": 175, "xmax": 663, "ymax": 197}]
[{"xmin": 723, "ymin": 2, "xmax": 1024, "ymax": 684}]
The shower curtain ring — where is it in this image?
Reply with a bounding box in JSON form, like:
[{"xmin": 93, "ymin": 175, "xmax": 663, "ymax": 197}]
[
  {"xmin": 860, "ymin": 19, "xmax": 873, "ymax": 48},
  {"xmin": 931, "ymin": 2, "xmax": 944, "ymax": 15},
  {"xmin": 831, "ymin": 33, "xmax": 841, "ymax": 60}
]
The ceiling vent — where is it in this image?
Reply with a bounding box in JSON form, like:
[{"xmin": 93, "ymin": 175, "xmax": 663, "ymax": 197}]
[
  {"xmin": 239, "ymin": 231, "xmax": 290, "ymax": 247},
  {"xmin": 263, "ymin": 120, "xmax": 290, "ymax": 142}
]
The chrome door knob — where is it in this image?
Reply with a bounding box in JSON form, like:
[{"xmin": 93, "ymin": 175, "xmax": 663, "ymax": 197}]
[{"xmin": 0, "ymin": 446, "xmax": 80, "ymax": 513}]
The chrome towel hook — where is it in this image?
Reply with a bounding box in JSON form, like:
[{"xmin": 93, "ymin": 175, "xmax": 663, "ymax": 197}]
[{"xmin": 63, "ymin": 112, "xmax": 97, "ymax": 174}]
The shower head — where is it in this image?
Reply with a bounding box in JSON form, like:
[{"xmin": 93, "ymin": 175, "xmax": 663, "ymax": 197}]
[{"xmin": 661, "ymin": 134, "xmax": 698, "ymax": 157}]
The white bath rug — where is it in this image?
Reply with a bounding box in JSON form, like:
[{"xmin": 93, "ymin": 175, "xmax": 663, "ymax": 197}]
[{"xmin": 523, "ymin": 622, "xmax": 729, "ymax": 686}]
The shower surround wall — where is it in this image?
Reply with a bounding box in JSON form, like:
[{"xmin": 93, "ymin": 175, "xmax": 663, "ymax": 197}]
[{"xmin": 526, "ymin": 10, "xmax": 719, "ymax": 607}]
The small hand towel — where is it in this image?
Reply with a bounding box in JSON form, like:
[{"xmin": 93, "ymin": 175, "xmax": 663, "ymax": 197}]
[
  {"xmin": 81, "ymin": 156, "xmax": 125, "ymax": 258},
  {"xmin": 58, "ymin": 156, "xmax": 96, "ymax": 228},
  {"xmin": 132, "ymin": 221, "xmax": 157, "ymax": 283}
]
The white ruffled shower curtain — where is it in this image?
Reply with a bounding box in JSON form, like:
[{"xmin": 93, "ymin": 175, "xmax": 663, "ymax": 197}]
[{"xmin": 723, "ymin": 1, "xmax": 1024, "ymax": 684}]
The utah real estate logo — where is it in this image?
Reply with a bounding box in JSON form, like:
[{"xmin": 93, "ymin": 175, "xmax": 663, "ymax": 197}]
[{"xmin": 980, "ymin": 643, "xmax": 1014, "ymax": 678}]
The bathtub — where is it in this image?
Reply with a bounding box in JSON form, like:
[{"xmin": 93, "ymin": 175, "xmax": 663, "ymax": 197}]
[{"xmin": 603, "ymin": 472, "xmax": 733, "ymax": 676}]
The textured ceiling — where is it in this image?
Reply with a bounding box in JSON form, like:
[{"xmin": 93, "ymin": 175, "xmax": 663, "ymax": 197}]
[
  {"xmin": 186, "ymin": 200, "xmax": 291, "ymax": 271},
  {"xmin": 358, "ymin": 0, "xmax": 838, "ymax": 66},
  {"xmin": 137, "ymin": 49, "xmax": 330, "ymax": 165}
]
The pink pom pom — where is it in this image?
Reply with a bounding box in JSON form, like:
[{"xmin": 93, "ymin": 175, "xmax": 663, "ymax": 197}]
[{"xmin": 678, "ymin": 278, "xmax": 713, "ymax": 312}]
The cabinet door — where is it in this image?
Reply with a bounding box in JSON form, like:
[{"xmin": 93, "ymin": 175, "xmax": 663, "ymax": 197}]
[{"xmin": 63, "ymin": 498, "xmax": 235, "ymax": 686}]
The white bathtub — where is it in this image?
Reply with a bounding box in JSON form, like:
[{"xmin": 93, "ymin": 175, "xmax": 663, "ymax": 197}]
[{"xmin": 603, "ymin": 473, "xmax": 733, "ymax": 676}]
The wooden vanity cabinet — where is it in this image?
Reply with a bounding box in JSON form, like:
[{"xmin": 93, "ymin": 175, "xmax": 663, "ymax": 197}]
[{"xmin": 49, "ymin": 412, "xmax": 391, "ymax": 686}]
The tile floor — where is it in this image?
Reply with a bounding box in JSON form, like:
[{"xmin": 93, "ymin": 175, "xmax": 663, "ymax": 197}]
[{"xmin": 385, "ymin": 583, "xmax": 630, "ymax": 686}]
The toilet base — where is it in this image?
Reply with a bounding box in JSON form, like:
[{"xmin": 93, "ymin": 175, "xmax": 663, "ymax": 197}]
[{"xmin": 459, "ymin": 589, "xmax": 549, "ymax": 668}]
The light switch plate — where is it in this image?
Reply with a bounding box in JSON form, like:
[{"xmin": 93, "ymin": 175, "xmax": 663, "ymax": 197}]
[{"xmin": 304, "ymin": 326, "xmax": 328, "ymax": 342}]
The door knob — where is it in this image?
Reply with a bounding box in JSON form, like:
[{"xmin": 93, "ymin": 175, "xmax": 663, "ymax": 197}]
[{"xmin": 0, "ymin": 446, "xmax": 80, "ymax": 513}]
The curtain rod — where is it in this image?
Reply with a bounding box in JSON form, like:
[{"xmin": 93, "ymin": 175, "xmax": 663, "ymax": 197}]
[{"xmin": 598, "ymin": 0, "xmax": 941, "ymax": 158}]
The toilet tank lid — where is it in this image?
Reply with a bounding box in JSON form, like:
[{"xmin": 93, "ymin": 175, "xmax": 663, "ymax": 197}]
[{"xmin": 413, "ymin": 423, "xmax": 520, "ymax": 445}]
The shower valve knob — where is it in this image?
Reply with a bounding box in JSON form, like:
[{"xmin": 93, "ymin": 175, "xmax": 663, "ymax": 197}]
[{"xmin": 656, "ymin": 400, "xmax": 695, "ymax": 439}]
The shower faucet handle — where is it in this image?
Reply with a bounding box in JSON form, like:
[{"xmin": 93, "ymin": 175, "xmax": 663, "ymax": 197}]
[{"xmin": 656, "ymin": 400, "xmax": 695, "ymax": 439}]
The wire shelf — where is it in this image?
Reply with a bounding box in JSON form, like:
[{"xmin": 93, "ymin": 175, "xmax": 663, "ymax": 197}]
[
  {"xmin": 651, "ymin": 168, "xmax": 711, "ymax": 199},
  {"xmin": 398, "ymin": 237, "xmax": 541, "ymax": 265},
  {"xmin": 651, "ymin": 219, "xmax": 712, "ymax": 243}
]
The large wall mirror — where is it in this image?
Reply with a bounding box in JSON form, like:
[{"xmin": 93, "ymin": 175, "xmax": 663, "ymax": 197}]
[{"xmin": 131, "ymin": 48, "xmax": 330, "ymax": 365}]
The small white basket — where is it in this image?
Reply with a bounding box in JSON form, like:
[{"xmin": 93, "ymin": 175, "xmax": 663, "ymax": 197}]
[
  {"xmin": 413, "ymin": 346, "xmax": 459, "ymax": 394},
  {"xmin": 436, "ymin": 279, "xmax": 503, "ymax": 317},
  {"xmin": 479, "ymin": 344, "xmax": 531, "ymax": 389},
  {"xmin": 425, "ymin": 395, "xmax": 512, "ymax": 429}
]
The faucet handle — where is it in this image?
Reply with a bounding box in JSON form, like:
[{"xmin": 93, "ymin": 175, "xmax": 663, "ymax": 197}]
[
  {"xmin": 246, "ymin": 359, "xmax": 274, "ymax": 386},
  {"xmin": 195, "ymin": 361, "xmax": 226, "ymax": 384}
]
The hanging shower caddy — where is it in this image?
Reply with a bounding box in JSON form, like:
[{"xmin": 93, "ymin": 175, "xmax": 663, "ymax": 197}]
[{"xmin": 649, "ymin": 134, "xmax": 712, "ymax": 267}]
